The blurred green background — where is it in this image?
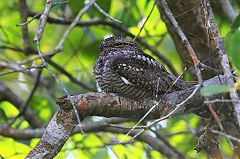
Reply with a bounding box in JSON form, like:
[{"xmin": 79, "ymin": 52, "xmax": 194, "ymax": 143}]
[{"xmin": 0, "ymin": 0, "xmax": 239, "ymax": 158}]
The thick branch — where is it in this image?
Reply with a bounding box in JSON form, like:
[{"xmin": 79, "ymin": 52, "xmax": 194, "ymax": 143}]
[
  {"xmin": 25, "ymin": 75, "xmax": 235, "ymax": 158},
  {"xmin": 25, "ymin": 109, "xmax": 76, "ymax": 159},
  {"xmin": 57, "ymin": 76, "xmax": 229, "ymax": 119},
  {"xmin": 26, "ymin": 75, "xmax": 233, "ymax": 158}
]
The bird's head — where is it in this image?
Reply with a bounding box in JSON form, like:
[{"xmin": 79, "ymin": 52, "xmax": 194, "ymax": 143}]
[{"xmin": 99, "ymin": 37, "xmax": 138, "ymax": 56}]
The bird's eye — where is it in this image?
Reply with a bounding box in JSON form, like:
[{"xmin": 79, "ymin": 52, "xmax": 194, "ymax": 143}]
[{"xmin": 114, "ymin": 43, "xmax": 123, "ymax": 47}]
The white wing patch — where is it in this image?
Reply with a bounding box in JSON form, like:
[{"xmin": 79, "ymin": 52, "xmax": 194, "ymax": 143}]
[
  {"xmin": 121, "ymin": 76, "xmax": 134, "ymax": 85},
  {"xmin": 96, "ymin": 82, "xmax": 102, "ymax": 92}
]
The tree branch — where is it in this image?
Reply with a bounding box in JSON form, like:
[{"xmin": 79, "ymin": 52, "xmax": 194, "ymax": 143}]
[
  {"xmin": 0, "ymin": 82, "xmax": 44, "ymax": 128},
  {"xmin": 204, "ymin": 0, "xmax": 240, "ymax": 128},
  {"xmin": 26, "ymin": 75, "xmax": 234, "ymax": 158},
  {"xmin": 22, "ymin": 116, "xmax": 184, "ymax": 158},
  {"xmin": 218, "ymin": 0, "xmax": 237, "ymax": 23}
]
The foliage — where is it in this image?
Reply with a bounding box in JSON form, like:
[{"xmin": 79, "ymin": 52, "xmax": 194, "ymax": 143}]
[
  {"xmin": 201, "ymin": 85, "xmax": 233, "ymax": 96},
  {"xmin": 225, "ymin": 28, "xmax": 240, "ymax": 74},
  {"xmin": 0, "ymin": 0, "xmax": 239, "ymax": 159}
]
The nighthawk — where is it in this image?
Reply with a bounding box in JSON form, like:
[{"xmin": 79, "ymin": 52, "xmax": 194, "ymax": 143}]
[{"xmin": 94, "ymin": 37, "xmax": 194, "ymax": 100}]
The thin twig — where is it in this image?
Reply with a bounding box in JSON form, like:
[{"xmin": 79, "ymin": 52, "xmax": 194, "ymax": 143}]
[
  {"xmin": 204, "ymin": 99, "xmax": 240, "ymax": 104},
  {"xmin": 93, "ymin": 2, "xmax": 121, "ymax": 23},
  {"xmin": 160, "ymin": 0, "xmax": 203, "ymax": 84},
  {"xmin": 17, "ymin": 12, "xmax": 42, "ymax": 26},
  {"xmin": 56, "ymin": 0, "xmax": 96, "ymax": 49},
  {"xmin": 47, "ymin": 59, "xmax": 95, "ymax": 91},
  {"xmin": 34, "ymin": 0, "xmax": 53, "ymax": 42},
  {"xmin": 211, "ymin": 129, "xmax": 240, "ymax": 144},
  {"xmin": 34, "ymin": 0, "xmax": 96, "ymax": 134},
  {"xmin": 207, "ymin": 104, "xmax": 234, "ymax": 150},
  {"xmin": 36, "ymin": 39, "xmax": 84, "ymax": 133},
  {"xmin": 174, "ymin": 2, "xmax": 201, "ymax": 18},
  {"xmin": 133, "ymin": 2, "xmax": 155, "ymax": 41},
  {"xmin": 0, "ymin": 65, "xmax": 44, "ymax": 76},
  {"xmin": 106, "ymin": 124, "xmax": 146, "ymax": 130},
  {"xmin": 18, "ymin": 47, "xmax": 63, "ymax": 65},
  {"xmin": 184, "ymin": 115, "xmax": 197, "ymax": 136},
  {"xmin": 7, "ymin": 70, "xmax": 42, "ymax": 126},
  {"xmin": 128, "ymin": 84, "xmax": 201, "ymax": 141},
  {"xmin": 27, "ymin": 11, "xmax": 178, "ymax": 75},
  {"xmin": 119, "ymin": 68, "xmax": 189, "ymax": 143},
  {"xmin": 17, "ymin": 1, "xmax": 69, "ymax": 27},
  {"xmin": 147, "ymin": 84, "xmax": 201, "ymax": 127},
  {"xmin": 199, "ymin": 62, "xmax": 221, "ymax": 74}
]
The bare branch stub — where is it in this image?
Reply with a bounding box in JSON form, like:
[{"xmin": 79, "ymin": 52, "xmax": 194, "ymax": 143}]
[{"xmin": 195, "ymin": 128, "xmax": 223, "ymax": 159}]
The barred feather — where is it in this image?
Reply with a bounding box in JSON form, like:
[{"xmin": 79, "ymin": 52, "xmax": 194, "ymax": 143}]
[{"xmin": 94, "ymin": 37, "xmax": 193, "ymax": 100}]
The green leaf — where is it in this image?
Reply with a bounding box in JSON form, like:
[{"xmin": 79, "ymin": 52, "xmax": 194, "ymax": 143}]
[
  {"xmin": 92, "ymin": 149, "xmax": 109, "ymax": 159},
  {"xmin": 201, "ymin": 85, "xmax": 232, "ymax": 96},
  {"xmin": 231, "ymin": 13, "xmax": 240, "ymax": 33},
  {"xmin": 0, "ymin": 107, "xmax": 7, "ymax": 122},
  {"xmin": 68, "ymin": 0, "xmax": 84, "ymax": 15},
  {"xmin": 225, "ymin": 28, "xmax": 240, "ymax": 74}
]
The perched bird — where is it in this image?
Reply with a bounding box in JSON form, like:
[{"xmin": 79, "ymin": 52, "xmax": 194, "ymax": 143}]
[{"xmin": 94, "ymin": 37, "xmax": 194, "ymax": 100}]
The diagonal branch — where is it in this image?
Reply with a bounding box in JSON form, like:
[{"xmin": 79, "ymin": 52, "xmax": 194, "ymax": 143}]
[
  {"xmin": 0, "ymin": 82, "xmax": 44, "ymax": 128},
  {"xmin": 204, "ymin": 0, "xmax": 240, "ymax": 128}
]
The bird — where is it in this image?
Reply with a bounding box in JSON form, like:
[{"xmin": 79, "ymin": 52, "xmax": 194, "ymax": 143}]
[{"xmin": 93, "ymin": 37, "xmax": 195, "ymax": 100}]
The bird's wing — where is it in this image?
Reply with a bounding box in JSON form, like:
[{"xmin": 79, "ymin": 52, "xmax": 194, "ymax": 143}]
[{"xmin": 110, "ymin": 53, "xmax": 171, "ymax": 93}]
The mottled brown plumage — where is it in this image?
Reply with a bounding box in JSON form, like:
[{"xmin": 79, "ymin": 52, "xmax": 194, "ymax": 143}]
[{"xmin": 94, "ymin": 37, "xmax": 194, "ymax": 100}]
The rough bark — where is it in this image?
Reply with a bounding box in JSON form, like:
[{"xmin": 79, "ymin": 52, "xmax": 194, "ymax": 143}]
[
  {"xmin": 157, "ymin": 0, "xmax": 223, "ymax": 79},
  {"xmin": 156, "ymin": 1, "xmax": 240, "ymax": 158}
]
